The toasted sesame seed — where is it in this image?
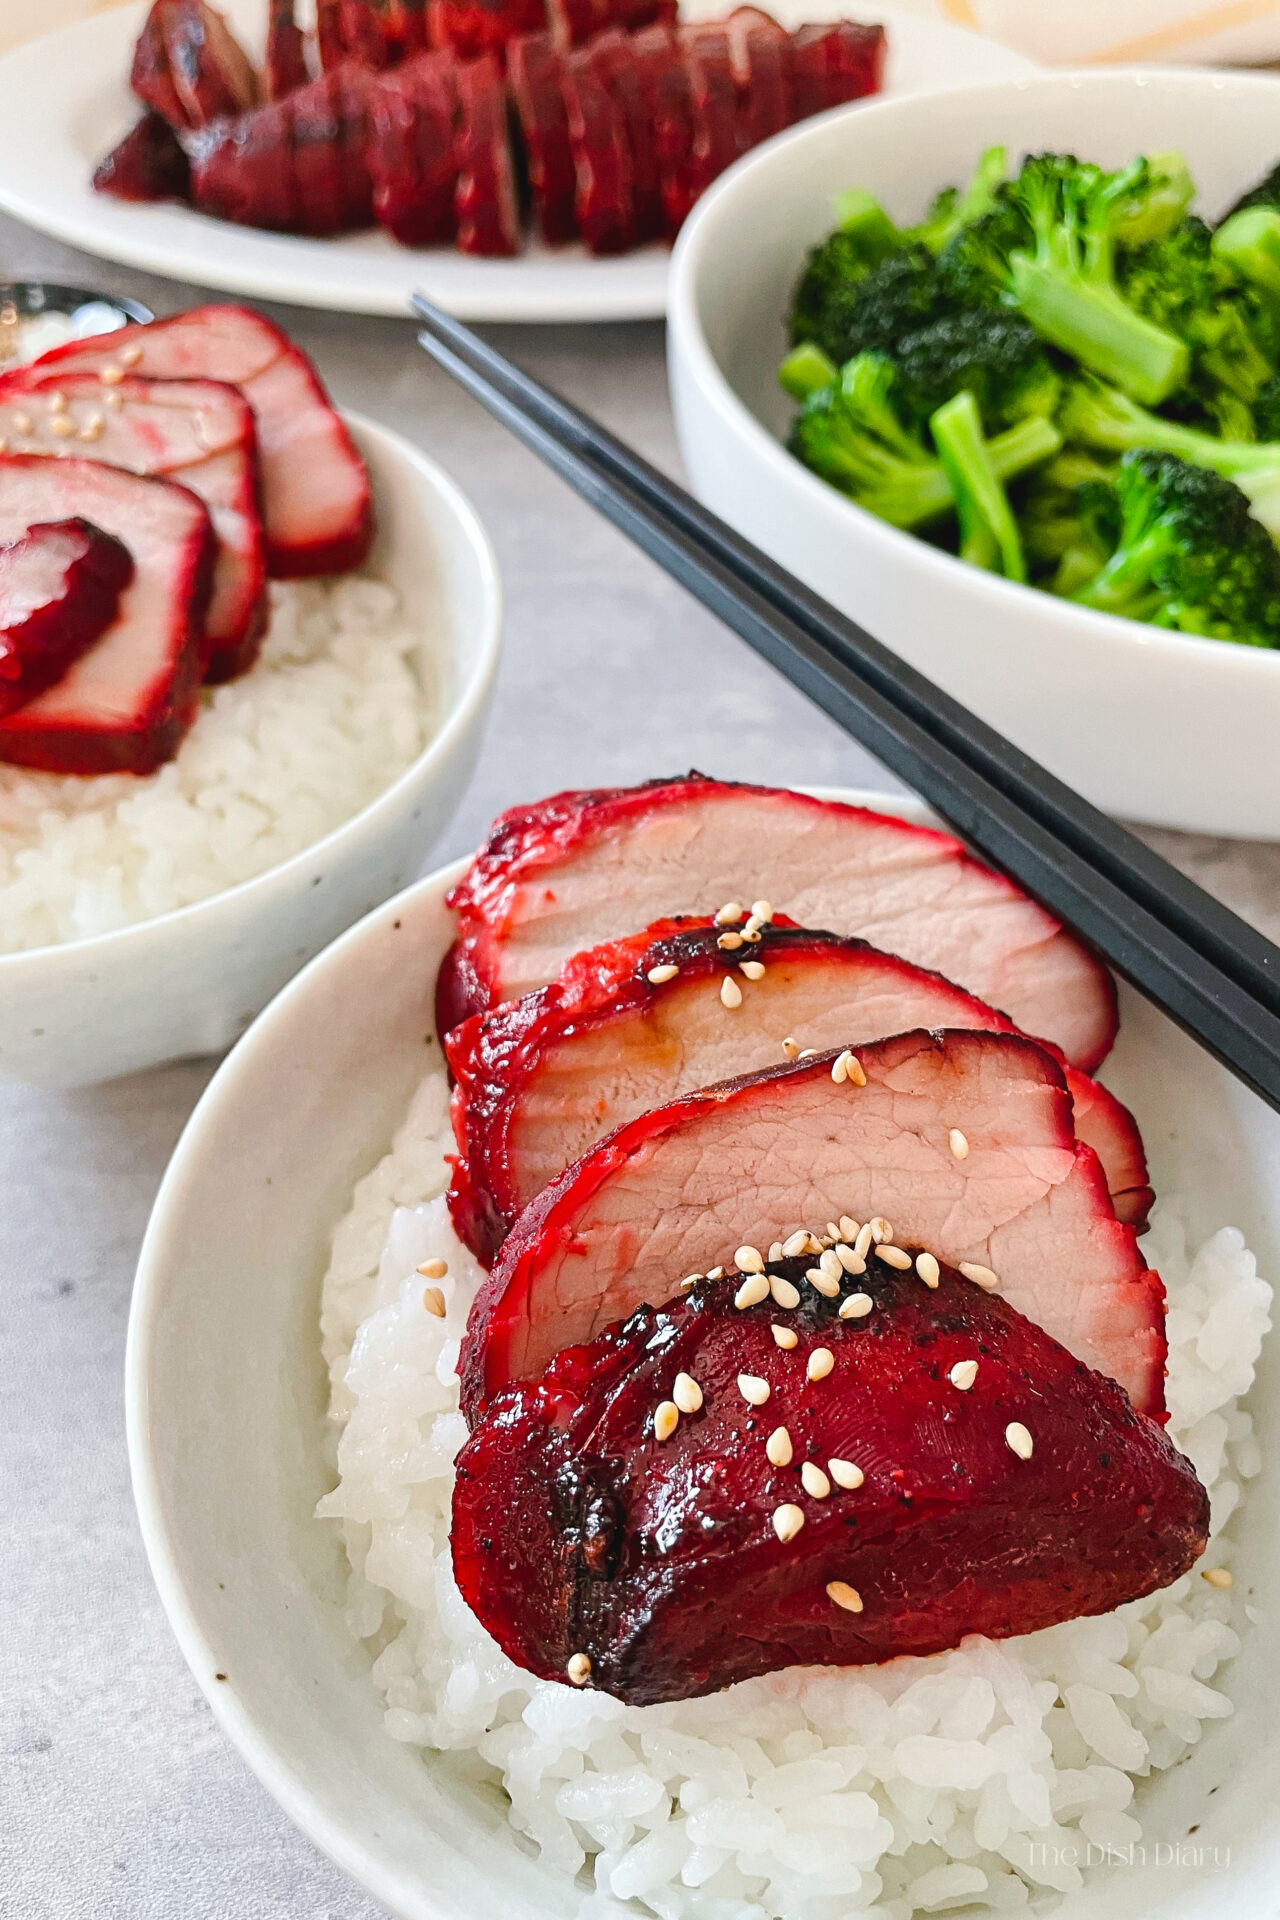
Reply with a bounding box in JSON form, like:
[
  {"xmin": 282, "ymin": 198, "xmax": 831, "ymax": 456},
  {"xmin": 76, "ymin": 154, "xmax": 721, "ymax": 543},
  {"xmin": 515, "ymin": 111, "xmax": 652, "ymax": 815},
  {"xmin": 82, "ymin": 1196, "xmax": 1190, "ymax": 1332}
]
[
  {"xmin": 738, "ymin": 1374, "xmax": 771, "ymax": 1407},
  {"xmin": 654, "ymin": 1401, "xmax": 680, "ymax": 1442},
  {"xmin": 831, "ymin": 1051, "xmax": 850, "ymax": 1085},
  {"xmin": 782, "ymin": 1229, "xmax": 810, "ymax": 1259},
  {"xmin": 819, "ymin": 1247, "xmax": 843, "ymax": 1284},
  {"xmin": 1201, "ymin": 1566, "xmax": 1234, "ymax": 1589},
  {"xmin": 717, "ymin": 931, "xmax": 744, "ymax": 951},
  {"xmin": 418, "ymin": 1257, "xmax": 448, "ymax": 1279},
  {"xmin": 715, "ymin": 901, "xmax": 744, "ymax": 925},
  {"xmin": 875, "ymin": 1244, "xmax": 913, "ymax": 1270},
  {"xmin": 679, "ymin": 1273, "xmax": 701, "ymax": 1292},
  {"xmin": 829, "ymin": 1458, "xmax": 865, "ymax": 1489},
  {"xmin": 120, "ymin": 343, "xmax": 143, "ymax": 367},
  {"xmin": 766, "ymin": 1425, "xmax": 794, "ymax": 1466},
  {"xmin": 48, "ymin": 391, "xmax": 67, "ymax": 414},
  {"xmin": 916, "ymin": 1252, "xmax": 941, "ymax": 1289},
  {"xmin": 825, "ymin": 1222, "xmax": 840, "ymax": 1242},
  {"xmin": 844, "ymin": 1053, "xmax": 867, "ymax": 1086},
  {"xmin": 742, "ymin": 927, "xmax": 763, "ymax": 944},
  {"xmin": 782, "ymin": 1036, "xmax": 800, "ymax": 1060},
  {"xmin": 773, "ymin": 1503, "xmax": 805, "ymax": 1543},
  {"xmin": 734, "ymin": 1273, "xmax": 770, "ymax": 1309},
  {"xmin": 647, "ymin": 962, "xmax": 679, "ymax": 984},
  {"xmin": 826, "ymin": 1580, "xmax": 863, "ymax": 1612},
  {"xmin": 770, "ymin": 1274, "xmax": 801, "ymax": 1310},
  {"xmin": 720, "ymin": 976, "xmax": 743, "ymax": 1010},
  {"xmin": 772, "ymin": 1324, "xmax": 798, "ymax": 1349},
  {"xmin": 807, "ymin": 1347, "xmax": 834, "ymax": 1382},
  {"xmin": 839, "ymin": 1215, "xmax": 860, "ymax": 1240},
  {"xmin": 104, "ymin": 389, "xmax": 123, "ymax": 411},
  {"xmin": 0, "ymin": 437, "xmax": 7, "ymax": 453},
  {"xmin": 797, "ymin": 1048, "xmax": 819, "ymax": 1061},
  {"xmin": 78, "ymin": 418, "xmax": 104, "ymax": 442},
  {"xmin": 949, "ymin": 1128, "xmax": 970, "ymax": 1160},
  {"xmin": 706, "ymin": 1266, "xmax": 726, "ymax": 1280},
  {"xmin": 839, "ymin": 1292, "xmax": 873, "ymax": 1319},
  {"xmin": 422, "ymin": 1286, "xmax": 446, "ymax": 1318},
  {"xmin": 959, "ymin": 1261, "xmax": 1000, "ymax": 1292},
  {"xmin": 736, "ymin": 1244, "xmax": 765, "ymax": 1274},
  {"xmin": 740, "ymin": 960, "xmax": 766, "ymax": 981},
  {"xmin": 869, "ymin": 1217, "xmax": 893, "ymax": 1244},
  {"xmin": 567, "ymin": 1652, "xmax": 592, "ymax": 1685},
  {"xmin": 834, "ymin": 1242, "xmax": 865, "ymax": 1276},
  {"xmin": 801, "ymin": 1461, "xmax": 831, "ymax": 1499},
  {"xmin": 854, "ymin": 1222, "xmax": 874, "ymax": 1261},
  {"xmin": 1005, "ymin": 1421, "xmax": 1034, "ymax": 1460},
  {"xmin": 673, "ymin": 1372, "xmax": 703, "ymax": 1414},
  {"xmin": 751, "ymin": 899, "xmax": 774, "ymax": 921},
  {"xmin": 12, "ymin": 411, "xmax": 31, "ymax": 434},
  {"xmin": 100, "ymin": 365, "xmax": 125, "ymax": 385},
  {"xmin": 804, "ymin": 1267, "xmax": 839, "ymax": 1298},
  {"xmin": 768, "ymin": 1242, "xmax": 784, "ymax": 1263},
  {"xmin": 949, "ymin": 1359, "xmax": 979, "ymax": 1391},
  {"xmin": 50, "ymin": 415, "xmax": 75, "ymax": 437},
  {"xmin": 743, "ymin": 914, "xmax": 764, "ymax": 937}
]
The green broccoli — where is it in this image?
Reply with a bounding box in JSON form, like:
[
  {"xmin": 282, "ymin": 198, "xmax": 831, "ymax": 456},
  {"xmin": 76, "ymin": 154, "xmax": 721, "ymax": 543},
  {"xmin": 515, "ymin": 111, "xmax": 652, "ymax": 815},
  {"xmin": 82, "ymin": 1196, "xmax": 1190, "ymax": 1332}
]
[
  {"xmin": 793, "ymin": 243, "xmax": 951, "ymax": 367},
  {"xmin": 778, "ymin": 342, "xmax": 840, "ymax": 401},
  {"xmin": 1213, "ymin": 206, "xmax": 1280, "ymax": 303},
  {"xmin": 891, "ymin": 308, "xmax": 1061, "ymax": 430},
  {"xmin": 1071, "ymin": 449, "xmax": 1280, "ymax": 645},
  {"xmin": 938, "ymin": 153, "xmax": 1190, "ymax": 406},
  {"xmin": 907, "ymin": 145, "xmax": 1008, "ymax": 255},
  {"xmin": 789, "ymin": 195, "xmax": 903, "ymax": 350},
  {"xmin": 1021, "ymin": 474, "xmax": 1122, "ymax": 595},
  {"xmin": 1121, "ymin": 216, "xmax": 1276, "ymax": 411},
  {"xmin": 1109, "ymin": 150, "xmax": 1195, "ymax": 248},
  {"xmin": 1255, "ymin": 372, "xmax": 1280, "ymax": 441},
  {"xmin": 930, "ymin": 389, "xmax": 1026, "ymax": 578},
  {"xmin": 1062, "ymin": 376, "xmax": 1280, "ymax": 540}
]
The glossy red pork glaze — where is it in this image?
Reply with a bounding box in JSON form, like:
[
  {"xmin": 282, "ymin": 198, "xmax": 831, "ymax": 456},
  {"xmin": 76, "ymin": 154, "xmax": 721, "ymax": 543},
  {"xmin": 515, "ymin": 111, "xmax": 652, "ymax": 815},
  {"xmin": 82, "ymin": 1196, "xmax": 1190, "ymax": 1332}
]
[
  {"xmin": 29, "ymin": 307, "xmax": 372, "ymax": 580},
  {"xmin": 0, "ymin": 458, "xmax": 212, "ymax": 775},
  {"xmin": 461, "ymin": 1030, "xmax": 1166, "ymax": 1422},
  {"xmin": 453, "ymin": 1256, "xmax": 1207, "ymax": 1705},
  {"xmin": 437, "ymin": 777, "xmax": 1118, "ymax": 1070},
  {"xmin": 445, "ymin": 919, "xmax": 1151, "ymax": 1262},
  {"xmin": 0, "ymin": 519, "xmax": 134, "ymax": 718}
]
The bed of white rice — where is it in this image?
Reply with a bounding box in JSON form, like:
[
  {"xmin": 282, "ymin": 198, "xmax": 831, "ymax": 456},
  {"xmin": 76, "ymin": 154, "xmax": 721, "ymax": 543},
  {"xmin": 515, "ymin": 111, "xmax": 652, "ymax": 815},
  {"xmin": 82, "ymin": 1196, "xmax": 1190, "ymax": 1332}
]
[
  {"xmin": 318, "ymin": 1070, "xmax": 1272, "ymax": 1920},
  {"xmin": 0, "ymin": 575, "xmax": 433, "ymax": 953}
]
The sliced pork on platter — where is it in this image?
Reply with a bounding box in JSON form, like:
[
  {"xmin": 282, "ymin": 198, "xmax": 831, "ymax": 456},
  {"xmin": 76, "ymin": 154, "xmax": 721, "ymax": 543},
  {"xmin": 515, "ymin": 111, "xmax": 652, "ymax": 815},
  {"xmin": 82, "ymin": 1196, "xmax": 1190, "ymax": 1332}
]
[
  {"xmin": 368, "ymin": 52, "xmax": 460, "ymax": 246},
  {"xmin": 0, "ymin": 375, "xmax": 267, "ymax": 682},
  {"xmin": 436, "ymin": 777, "xmax": 1119, "ymax": 1071},
  {"xmin": 0, "ymin": 458, "xmax": 212, "ymax": 775},
  {"xmin": 131, "ymin": 0, "xmax": 260, "ymax": 132},
  {"xmin": 28, "ymin": 307, "xmax": 373, "ymax": 581},
  {"xmin": 0, "ymin": 520, "xmax": 134, "ymax": 718},
  {"xmin": 445, "ymin": 920, "xmax": 1152, "ymax": 1263},
  {"xmin": 454, "ymin": 1256, "xmax": 1208, "ymax": 1703},
  {"xmin": 460, "ymin": 1029, "xmax": 1166, "ymax": 1422}
]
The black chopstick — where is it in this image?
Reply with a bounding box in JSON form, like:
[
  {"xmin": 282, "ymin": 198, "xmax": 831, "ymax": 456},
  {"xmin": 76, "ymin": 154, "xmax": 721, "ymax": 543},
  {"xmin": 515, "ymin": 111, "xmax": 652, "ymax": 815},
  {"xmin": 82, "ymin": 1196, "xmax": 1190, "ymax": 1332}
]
[{"xmin": 413, "ymin": 295, "xmax": 1280, "ymax": 1115}]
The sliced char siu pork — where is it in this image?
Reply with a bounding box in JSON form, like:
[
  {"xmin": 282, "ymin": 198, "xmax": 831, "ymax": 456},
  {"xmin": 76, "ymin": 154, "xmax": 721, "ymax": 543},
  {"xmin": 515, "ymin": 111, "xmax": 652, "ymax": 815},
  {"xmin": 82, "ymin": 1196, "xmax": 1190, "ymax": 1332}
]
[
  {"xmin": 186, "ymin": 94, "xmax": 301, "ymax": 233},
  {"xmin": 93, "ymin": 114, "xmax": 191, "ymax": 204},
  {"xmin": 584, "ymin": 31, "xmax": 663, "ymax": 245},
  {"xmin": 460, "ymin": 1030, "xmax": 1166, "ymax": 1423},
  {"xmin": 445, "ymin": 920, "xmax": 1152, "ymax": 1264},
  {"xmin": 508, "ymin": 35, "xmax": 576, "ymax": 247},
  {"xmin": 437, "ymin": 777, "xmax": 1118, "ymax": 1070},
  {"xmin": 0, "ymin": 521, "xmax": 134, "ymax": 718},
  {"xmin": 266, "ymin": 0, "xmax": 309, "ymax": 99},
  {"xmin": 131, "ymin": 0, "xmax": 260, "ymax": 132},
  {"xmin": 789, "ymin": 19, "xmax": 886, "ymax": 119},
  {"xmin": 727, "ymin": 7, "xmax": 790, "ymax": 151},
  {"xmin": 368, "ymin": 52, "xmax": 460, "ymax": 247},
  {"xmin": 682, "ymin": 26, "xmax": 739, "ymax": 203},
  {"xmin": 428, "ymin": 0, "xmax": 547, "ymax": 62},
  {"xmin": 31, "ymin": 308, "xmax": 373, "ymax": 581},
  {"xmin": 290, "ymin": 66, "xmax": 376, "ymax": 237},
  {"xmin": 454, "ymin": 1256, "xmax": 1207, "ymax": 1703},
  {"xmin": 454, "ymin": 57, "xmax": 522, "ymax": 257},
  {"xmin": 0, "ymin": 458, "xmax": 212, "ymax": 775},
  {"xmin": 0, "ymin": 374, "xmax": 267, "ymax": 683},
  {"xmin": 544, "ymin": 0, "xmax": 676, "ymax": 51},
  {"xmin": 562, "ymin": 48, "xmax": 636, "ymax": 255}
]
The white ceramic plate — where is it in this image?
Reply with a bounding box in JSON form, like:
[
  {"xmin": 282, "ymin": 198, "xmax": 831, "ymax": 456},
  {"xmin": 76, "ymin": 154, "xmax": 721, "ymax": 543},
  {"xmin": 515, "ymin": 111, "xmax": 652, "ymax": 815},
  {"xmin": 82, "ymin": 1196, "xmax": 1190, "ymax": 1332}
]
[
  {"xmin": 0, "ymin": 0, "xmax": 1032, "ymax": 322},
  {"xmin": 128, "ymin": 789, "xmax": 1280, "ymax": 1920}
]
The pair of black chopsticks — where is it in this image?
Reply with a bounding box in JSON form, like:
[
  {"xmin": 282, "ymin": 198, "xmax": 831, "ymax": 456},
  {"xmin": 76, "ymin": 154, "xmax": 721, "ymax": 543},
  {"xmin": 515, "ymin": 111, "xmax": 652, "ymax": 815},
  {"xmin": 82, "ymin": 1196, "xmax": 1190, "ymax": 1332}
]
[{"xmin": 413, "ymin": 293, "xmax": 1280, "ymax": 1115}]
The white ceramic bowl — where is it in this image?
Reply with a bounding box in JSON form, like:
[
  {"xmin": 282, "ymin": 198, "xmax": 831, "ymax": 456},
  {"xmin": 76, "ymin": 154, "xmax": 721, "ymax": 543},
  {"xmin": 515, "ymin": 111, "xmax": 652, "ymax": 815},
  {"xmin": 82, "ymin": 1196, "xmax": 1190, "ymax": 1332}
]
[
  {"xmin": 128, "ymin": 789, "xmax": 1280, "ymax": 1920},
  {"xmin": 669, "ymin": 70, "xmax": 1280, "ymax": 839},
  {"xmin": 0, "ymin": 413, "xmax": 501, "ymax": 1089}
]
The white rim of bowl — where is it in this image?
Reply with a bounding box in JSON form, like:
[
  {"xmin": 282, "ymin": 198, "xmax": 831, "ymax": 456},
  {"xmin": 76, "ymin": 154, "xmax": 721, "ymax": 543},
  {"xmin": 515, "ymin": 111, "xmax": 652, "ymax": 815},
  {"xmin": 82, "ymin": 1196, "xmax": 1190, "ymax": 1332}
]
[
  {"xmin": 668, "ymin": 66, "xmax": 1280, "ymax": 679},
  {"xmin": 0, "ymin": 408, "xmax": 503, "ymax": 974}
]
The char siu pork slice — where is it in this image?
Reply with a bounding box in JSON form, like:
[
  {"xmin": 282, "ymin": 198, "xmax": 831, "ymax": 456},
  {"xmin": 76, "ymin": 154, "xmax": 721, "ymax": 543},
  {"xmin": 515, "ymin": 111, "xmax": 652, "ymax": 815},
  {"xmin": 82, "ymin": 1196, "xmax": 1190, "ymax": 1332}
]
[
  {"xmin": 428, "ymin": 0, "xmax": 546, "ymax": 62},
  {"xmin": 32, "ymin": 308, "xmax": 373, "ymax": 581},
  {"xmin": 0, "ymin": 459, "xmax": 212, "ymax": 776},
  {"xmin": 461, "ymin": 1029, "xmax": 1165, "ymax": 1423},
  {"xmin": 582, "ymin": 31, "xmax": 663, "ymax": 246},
  {"xmin": 454, "ymin": 1256, "xmax": 1207, "ymax": 1703},
  {"xmin": 445, "ymin": 920, "xmax": 1151, "ymax": 1264},
  {"xmin": 682, "ymin": 27, "xmax": 739, "ymax": 201},
  {"xmin": 93, "ymin": 114, "xmax": 191, "ymax": 204},
  {"xmin": 508, "ymin": 35, "xmax": 576, "ymax": 247},
  {"xmin": 266, "ymin": 0, "xmax": 309, "ymax": 99},
  {"xmin": 368, "ymin": 52, "xmax": 460, "ymax": 248},
  {"xmin": 186, "ymin": 95, "xmax": 302, "ymax": 234},
  {"xmin": 131, "ymin": 0, "xmax": 259, "ymax": 132},
  {"xmin": 454, "ymin": 57, "xmax": 522, "ymax": 258},
  {"xmin": 0, "ymin": 520, "xmax": 134, "ymax": 719},
  {"xmin": 437, "ymin": 777, "xmax": 1119, "ymax": 1070},
  {"xmin": 0, "ymin": 374, "xmax": 267, "ymax": 683},
  {"xmin": 563, "ymin": 48, "xmax": 636, "ymax": 256},
  {"xmin": 788, "ymin": 20, "xmax": 885, "ymax": 123},
  {"xmin": 726, "ymin": 6, "xmax": 790, "ymax": 151},
  {"xmin": 316, "ymin": 0, "xmax": 346, "ymax": 70},
  {"xmin": 290, "ymin": 65, "xmax": 376, "ymax": 236},
  {"xmin": 627, "ymin": 24, "xmax": 697, "ymax": 236},
  {"xmin": 544, "ymin": 0, "xmax": 676, "ymax": 50}
]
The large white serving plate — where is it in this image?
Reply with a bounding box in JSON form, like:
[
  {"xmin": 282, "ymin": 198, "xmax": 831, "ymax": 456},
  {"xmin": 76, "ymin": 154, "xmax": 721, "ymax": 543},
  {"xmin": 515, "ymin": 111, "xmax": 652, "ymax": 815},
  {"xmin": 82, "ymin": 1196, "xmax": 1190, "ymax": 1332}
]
[
  {"xmin": 128, "ymin": 788, "xmax": 1280, "ymax": 1920},
  {"xmin": 0, "ymin": 0, "xmax": 1031, "ymax": 322}
]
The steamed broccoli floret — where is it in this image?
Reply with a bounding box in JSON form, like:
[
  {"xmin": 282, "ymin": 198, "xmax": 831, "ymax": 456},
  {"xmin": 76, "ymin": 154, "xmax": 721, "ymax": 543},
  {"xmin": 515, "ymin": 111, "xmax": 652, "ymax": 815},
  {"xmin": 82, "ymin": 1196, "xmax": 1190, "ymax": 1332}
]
[
  {"xmin": 1213, "ymin": 206, "xmax": 1280, "ymax": 303},
  {"xmin": 907, "ymin": 145, "xmax": 1008, "ymax": 255},
  {"xmin": 778, "ymin": 342, "xmax": 840, "ymax": 400},
  {"xmin": 938, "ymin": 153, "xmax": 1191, "ymax": 405},
  {"xmin": 795, "ymin": 243, "xmax": 951, "ymax": 367},
  {"xmin": 930, "ymin": 389, "xmax": 1026, "ymax": 578},
  {"xmin": 1120, "ymin": 217, "xmax": 1277, "ymax": 416},
  {"xmin": 891, "ymin": 309, "xmax": 1061, "ymax": 430},
  {"xmin": 1071, "ymin": 449, "xmax": 1280, "ymax": 645},
  {"xmin": 1062, "ymin": 376, "xmax": 1280, "ymax": 539},
  {"xmin": 789, "ymin": 196, "xmax": 903, "ymax": 350},
  {"xmin": 1255, "ymin": 372, "xmax": 1280, "ymax": 441},
  {"xmin": 1020, "ymin": 472, "xmax": 1120, "ymax": 586},
  {"xmin": 1108, "ymin": 150, "xmax": 1194, "ymax": 248}
]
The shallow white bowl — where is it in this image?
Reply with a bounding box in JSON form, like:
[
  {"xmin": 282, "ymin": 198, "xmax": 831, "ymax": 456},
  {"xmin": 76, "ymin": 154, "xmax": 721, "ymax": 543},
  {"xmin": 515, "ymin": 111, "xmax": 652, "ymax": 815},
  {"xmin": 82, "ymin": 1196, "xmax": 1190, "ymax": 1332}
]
[
  {"xmin": 669, "ymin": 70, "xmax": 1280, "ymax": 838},
  {"xmin": 129, "ymin": 789, "xmax": 1280, "ymax": 1920},
  {"xmin": 0, "ymin": 412, "xmax": 501, "ymax": 1089}
]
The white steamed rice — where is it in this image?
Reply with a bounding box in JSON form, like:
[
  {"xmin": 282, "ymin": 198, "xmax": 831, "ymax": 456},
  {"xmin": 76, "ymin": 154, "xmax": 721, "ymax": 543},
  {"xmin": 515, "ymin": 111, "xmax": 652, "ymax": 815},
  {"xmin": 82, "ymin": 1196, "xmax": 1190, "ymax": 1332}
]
[
  {"xmin": 318, "ymin": 1070, "xmax": 1272, "ymax": 1920},
  {"xmin": 0, "ymin": 575, "xmax": 433, "ymax": 953}
]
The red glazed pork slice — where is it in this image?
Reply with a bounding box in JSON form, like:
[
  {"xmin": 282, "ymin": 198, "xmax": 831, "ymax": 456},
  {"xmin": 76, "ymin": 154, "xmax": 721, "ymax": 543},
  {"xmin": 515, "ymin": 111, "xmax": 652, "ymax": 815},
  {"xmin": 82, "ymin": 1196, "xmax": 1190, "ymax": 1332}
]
[
  {"xmin": 368, "ymin": 52, "xmax": 459, "ymax": 247},
  {"xmin": 290, "ymin": 66, "xmax": 376, "ymax": 237},
  {"xmin": 508, "ymin": 34, "xmax": 576, "ymax": 247},
  {"xmin": 0, "ymin": 520, "xmax": 134, "ymax": 717},
  {"xmin": 186, "ymin": 95, "xmax": 302, "ymax": 233},
  {"xmin": 727, "ymin": 6, "xmax": 790, "ymax": 150},
  {"xmin": 454, "ymin": 1259, "xmax": 1207, "ymax": 1703},
  {"xmin": 428, "ymin": 0, "xmax": 545, "ymax": 61},
  {"xmin": 788, "ymin": 20, "xmax": 885, "ymax": 121},
  {"xmin": 131, "ymin": 0, "xmax": 259, "ymax": 131},
  {"xmin": 93, "ymin": 114, "xmax": 191, "ymax": 203},
  {"xmin": 445, "ymin": 921, "xmax": 1151, "ymax": 1262},
  {"xmin": 682, "ymin": 26, "xmax": 739, "ymax": 200},
  {"xmin": 461, "ymin": 1029, "xmax": 1165, "ymax": 1422},
  {"xmin": 0, "ymin": 374, "xmax": 267, "ymax": 682},
  {"xmin": 266, "ymin": 0, "xmax": 308, "ymax": 97},
  {"xmin": 563, "ymin": 48, "xmax": 635, "ymax": 255},
  {"xmin": 0, "ymin": 458, "xmax": 212, "ymax": 775},
  {"xmin": 31, "ymin": 306, "xmax": 373, "ymax": 580},
  {"xmin": 437, "ymin": 777, "xmax": 1118, "ymax": 1069},
  {"xmin": 586, "ymin": 31, "xmax": 664, "ymax": 245},
  {"xmin": 454, "ymin": 57, "xmax": 522, "ymax": 257}
]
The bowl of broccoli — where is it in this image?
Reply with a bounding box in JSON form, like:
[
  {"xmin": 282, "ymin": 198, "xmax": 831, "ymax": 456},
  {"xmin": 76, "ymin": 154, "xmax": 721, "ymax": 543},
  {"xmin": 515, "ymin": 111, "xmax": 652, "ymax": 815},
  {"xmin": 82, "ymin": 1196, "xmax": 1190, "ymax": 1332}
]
[{"xmin": 668, "ymin": 68, "xmax": 1280, "ymax": 837}]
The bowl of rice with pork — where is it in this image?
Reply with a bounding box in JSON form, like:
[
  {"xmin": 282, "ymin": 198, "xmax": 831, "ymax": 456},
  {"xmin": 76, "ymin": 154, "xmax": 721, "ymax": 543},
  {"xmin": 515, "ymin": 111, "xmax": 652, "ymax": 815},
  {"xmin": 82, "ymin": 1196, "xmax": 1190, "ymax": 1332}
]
[{"xmin": 128, "ymin": 782, "xmax": 1280, "ymax": 1920}]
